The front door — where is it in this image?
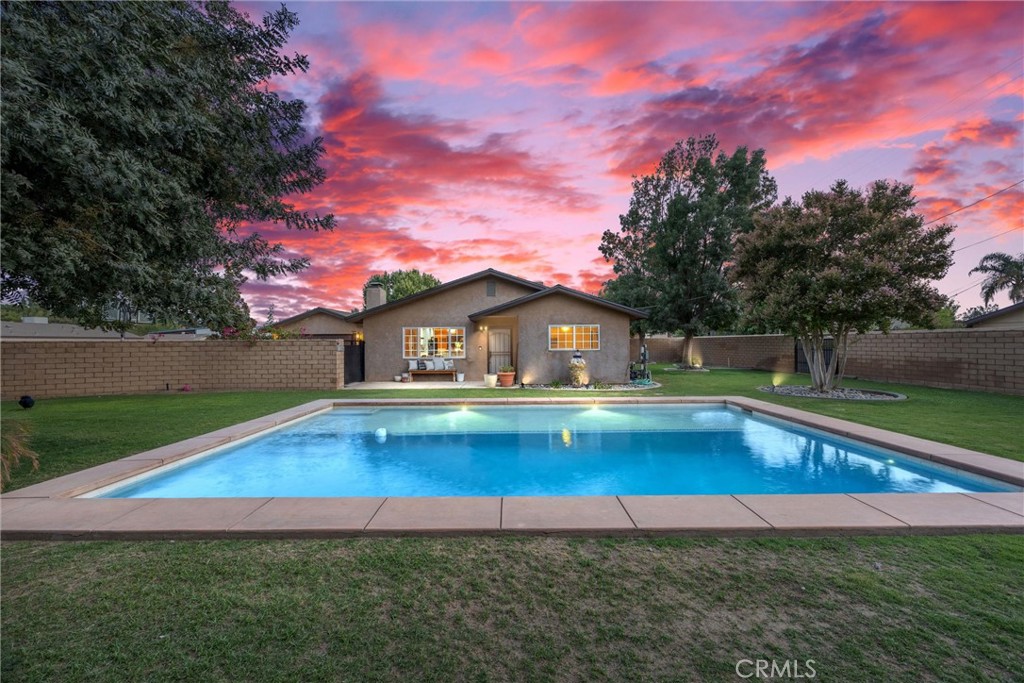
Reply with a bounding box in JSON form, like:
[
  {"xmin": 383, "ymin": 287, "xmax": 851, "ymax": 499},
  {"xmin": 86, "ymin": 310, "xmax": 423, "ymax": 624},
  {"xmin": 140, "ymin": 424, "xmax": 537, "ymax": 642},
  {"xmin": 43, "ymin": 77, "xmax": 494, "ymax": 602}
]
[{"xmin": 487, "ymin": 329, "xmax": 511, "ymax": 373}]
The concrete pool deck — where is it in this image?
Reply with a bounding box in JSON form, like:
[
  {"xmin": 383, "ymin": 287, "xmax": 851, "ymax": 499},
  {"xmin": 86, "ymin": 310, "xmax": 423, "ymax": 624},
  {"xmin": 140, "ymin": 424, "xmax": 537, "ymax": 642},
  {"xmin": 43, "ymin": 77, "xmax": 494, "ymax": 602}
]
[{"xmin": 2, "ymin": 397, "xmax": 1022, "ymax": 540}]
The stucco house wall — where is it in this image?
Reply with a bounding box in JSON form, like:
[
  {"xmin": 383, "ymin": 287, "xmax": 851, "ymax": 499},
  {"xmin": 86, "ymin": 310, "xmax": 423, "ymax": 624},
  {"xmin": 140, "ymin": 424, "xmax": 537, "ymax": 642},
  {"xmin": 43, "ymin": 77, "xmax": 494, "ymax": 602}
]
[
  {"xmin": 511, "ymin": 294, "xmax": 633, "ymax": 384},
  {"xmin": 362, "ymin": 278, "xmax": 539, "ymax": 381}
]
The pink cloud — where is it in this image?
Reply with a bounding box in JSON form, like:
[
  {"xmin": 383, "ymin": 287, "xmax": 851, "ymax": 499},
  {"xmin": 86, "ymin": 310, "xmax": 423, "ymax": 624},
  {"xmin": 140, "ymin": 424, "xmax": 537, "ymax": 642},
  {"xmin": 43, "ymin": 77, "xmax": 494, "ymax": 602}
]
[
  {"xmin": 235, "ymin": 1, "xmax": 1022, "ymax": 316},
  {"xmin": 945, "ymin": 118, "xmax": 1021, "ymax": 148},
  {"xmin": 314, "ymin": 72, "xmax": 600, "ymax": 214}
]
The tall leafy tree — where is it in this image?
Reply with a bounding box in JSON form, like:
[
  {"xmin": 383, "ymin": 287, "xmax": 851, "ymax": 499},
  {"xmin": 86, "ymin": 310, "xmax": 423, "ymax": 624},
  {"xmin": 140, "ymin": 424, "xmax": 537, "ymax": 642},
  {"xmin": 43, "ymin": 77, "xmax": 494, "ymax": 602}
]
[
  {"xmin": 733, "ymin": 180, "xmax": 954, "ymax": 391},
  {"xmin": 362, "ymin": 269, "xmax": 441, "ymax": 306},
  {"xmin": 600, "ymin": 135, "xmax": 776, "ymax": 365},
  {"xmin": 969, "ymin": 252, "xmax": 1024, "ymax": 305},
  {"xmin": 600, "ymin": 274, "xmax": 654, "ymax": 352},
  {"xmin": 1, "ymin": 1, "xmax": 333, "ymax": 329},
  {"xmin": 961, "ymin": 303, "xmax": 1000, "ymax": 321}
]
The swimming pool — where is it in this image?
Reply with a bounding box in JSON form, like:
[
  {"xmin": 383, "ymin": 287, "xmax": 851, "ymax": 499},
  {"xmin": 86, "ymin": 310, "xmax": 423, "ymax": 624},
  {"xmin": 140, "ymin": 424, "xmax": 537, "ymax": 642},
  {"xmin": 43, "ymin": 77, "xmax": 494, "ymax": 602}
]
[{"xmin": 94, "ymin": 405, "xmax": 1017, "ymax": 498}]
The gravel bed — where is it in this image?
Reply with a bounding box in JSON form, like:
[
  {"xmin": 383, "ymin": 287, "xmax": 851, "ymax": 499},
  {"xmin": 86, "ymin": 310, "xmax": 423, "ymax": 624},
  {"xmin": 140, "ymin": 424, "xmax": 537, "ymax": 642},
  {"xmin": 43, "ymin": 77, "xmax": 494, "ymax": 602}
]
[
  {"xmin": 525, "ymin": 382, "xmax": 661, "ymax": 391},
  {"xmin": 758, "ymin": 385, "xmax": 906, "ymax": 400}
]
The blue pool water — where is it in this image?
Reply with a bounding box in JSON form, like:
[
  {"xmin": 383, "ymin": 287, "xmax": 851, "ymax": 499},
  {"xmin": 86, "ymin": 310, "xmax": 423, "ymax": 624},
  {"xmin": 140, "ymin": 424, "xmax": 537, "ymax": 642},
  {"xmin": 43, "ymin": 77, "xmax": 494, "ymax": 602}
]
[{"xmin": 97, "ymin": 405, "xmax": 1017, "ymax": 498}]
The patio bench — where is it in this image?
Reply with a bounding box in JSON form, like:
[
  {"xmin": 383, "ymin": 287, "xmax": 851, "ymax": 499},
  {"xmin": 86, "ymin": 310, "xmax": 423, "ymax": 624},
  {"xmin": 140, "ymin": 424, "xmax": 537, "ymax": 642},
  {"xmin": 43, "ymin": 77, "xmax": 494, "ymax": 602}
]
[{"xmin": 409, "ymin": 369, "xmax": 457, "ymax": 381}]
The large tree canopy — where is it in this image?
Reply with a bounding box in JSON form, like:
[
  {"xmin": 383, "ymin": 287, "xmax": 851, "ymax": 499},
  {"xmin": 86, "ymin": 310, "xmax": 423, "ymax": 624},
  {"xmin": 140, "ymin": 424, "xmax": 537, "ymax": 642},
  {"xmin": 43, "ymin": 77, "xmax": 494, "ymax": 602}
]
[
  {"xmin": 1, "ymin": 1, "xmax": 333, "ymax": 329},
  {"xmin": 733, "ymin": 179, "xmax": 954, "ymax": 391},
  {"xmin": 362, "ymin": 269, "xmax": 442, "ymax": 306},
  {"xmin": 600, "ymin": 135, "xmax": 776, "ymax": 364}
]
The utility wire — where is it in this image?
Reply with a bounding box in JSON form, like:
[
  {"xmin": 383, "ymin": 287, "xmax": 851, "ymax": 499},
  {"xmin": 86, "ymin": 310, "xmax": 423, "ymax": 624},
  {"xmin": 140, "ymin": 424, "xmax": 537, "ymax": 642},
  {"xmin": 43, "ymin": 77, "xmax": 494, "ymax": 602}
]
[
  {"xmin": 923, "ymin": 179, "xmax": 1024, "ymax": 225},
  {"xmin": 953, "ymin": 226, "xmax": 1023, "ymax": 253},
  {"xmin": 837, "ymin": 59, "xmax": 1024, "ymax": 180},
  {"xmin": 945, "ymin": 279, "xmax": 985, "ymax": 298}
]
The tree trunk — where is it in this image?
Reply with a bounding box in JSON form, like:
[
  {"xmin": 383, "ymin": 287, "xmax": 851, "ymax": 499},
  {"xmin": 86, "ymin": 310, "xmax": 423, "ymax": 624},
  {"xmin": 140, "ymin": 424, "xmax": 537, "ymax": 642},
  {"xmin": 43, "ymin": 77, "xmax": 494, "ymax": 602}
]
[
  {"xmin": 832, "ymin": 327, "xmax": 852, "ymax": 389},
  {"xmin": 800, "ymin": 333, "xmax": 832, "ymax": 392},
  {"xmin": 800, "ymin": 329, "xmax": 852, "ymax": 392},
  {"xmin": 681, "ymin": 333, "xmax": 695, "ymax": 367}
]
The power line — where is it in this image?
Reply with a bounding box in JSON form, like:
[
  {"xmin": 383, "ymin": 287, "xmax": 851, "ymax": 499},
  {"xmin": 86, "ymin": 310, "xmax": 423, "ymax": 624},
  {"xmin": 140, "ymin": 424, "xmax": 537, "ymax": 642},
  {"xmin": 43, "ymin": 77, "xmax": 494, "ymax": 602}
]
[
  {"xmin": 923, "ymin": 179, "xmax": 1024, "ymax": 225},
  {"xmin": 953, "ymin": 226, "xmax": 1023, "ymax": 253},
  {"xmin": 945, "ymin": 278, "xmax": 985, "ymax": 298},
  {"xmin": 837, "ymin": 58, "xmax": 1024, "ymax": 181},
  {"xmin": 929, "ymin": 55, "xmax": 1022, "ymax": 111}
]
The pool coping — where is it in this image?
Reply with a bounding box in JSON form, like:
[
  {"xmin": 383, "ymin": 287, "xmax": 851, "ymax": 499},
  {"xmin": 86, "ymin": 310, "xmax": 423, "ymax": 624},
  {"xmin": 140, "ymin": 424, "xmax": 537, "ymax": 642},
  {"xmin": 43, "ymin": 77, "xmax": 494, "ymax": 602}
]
[{"xmin": 2, "ymin": 397, "xmax": 1022, "ymax": 540}]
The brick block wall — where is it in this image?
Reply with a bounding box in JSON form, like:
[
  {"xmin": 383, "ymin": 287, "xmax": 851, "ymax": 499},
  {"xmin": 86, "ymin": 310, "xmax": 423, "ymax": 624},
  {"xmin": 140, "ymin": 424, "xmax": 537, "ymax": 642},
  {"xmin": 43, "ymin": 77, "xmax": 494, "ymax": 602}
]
[
  {"xmin": 843, "ymin": 329, "xmax": 1024, "ymax": 395},
  {"xmin": 630, "ymin": 330, "xmax": 1024, "ymax": 395},
  {"xmin": 692, "ymin": 335, "xmax": 794, "ymax": 372},
  {"xmin": 631, "ymin": 334, "xmax": 793, "ymax": 371},
  {"xmin": 1, "ymin": 340, "xmax": 345, "ymax": 399}
]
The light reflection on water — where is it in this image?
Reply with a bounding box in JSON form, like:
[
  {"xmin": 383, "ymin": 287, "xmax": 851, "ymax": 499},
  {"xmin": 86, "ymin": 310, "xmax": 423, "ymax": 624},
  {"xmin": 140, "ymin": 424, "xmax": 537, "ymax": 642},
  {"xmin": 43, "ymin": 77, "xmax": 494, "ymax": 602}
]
[{"xmin": 101, "ymin": 405, "xmax": 1016, "ymax": 498}]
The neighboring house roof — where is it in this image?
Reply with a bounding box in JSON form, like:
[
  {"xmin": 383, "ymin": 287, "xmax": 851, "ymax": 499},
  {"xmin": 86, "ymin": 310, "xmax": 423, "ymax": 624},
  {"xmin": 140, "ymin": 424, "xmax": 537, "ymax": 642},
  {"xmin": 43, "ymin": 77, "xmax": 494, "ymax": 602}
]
[
  {"xmin": 1, "ymin": 321, "xmax": 141, "ymax": 339},
  {"xmin": 964, "ymin": 301, "xmax": 1024, "ymax": 328},
  {"xmin": 468, "ymin": 284, "xmax": 648, "ymax": 321},
  {"xmin": 346, "ymin": 269, "xmax": 546, "ymax": 322},
  {"xmin": 276, "ymin": 306, "xmax": 355, "ymax": 327}
]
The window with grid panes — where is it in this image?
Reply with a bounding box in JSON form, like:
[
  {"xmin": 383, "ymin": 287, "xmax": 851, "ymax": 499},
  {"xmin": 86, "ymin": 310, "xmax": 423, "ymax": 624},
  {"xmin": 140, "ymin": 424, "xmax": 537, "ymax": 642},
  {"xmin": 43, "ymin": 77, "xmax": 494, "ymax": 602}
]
[
  {"xmin": 548, "ymin": 324, "xmax": 600, "ymax": 350},
  {"xmin": 402, "ymin": 327, "xmax": 466, "ymax": 358}
]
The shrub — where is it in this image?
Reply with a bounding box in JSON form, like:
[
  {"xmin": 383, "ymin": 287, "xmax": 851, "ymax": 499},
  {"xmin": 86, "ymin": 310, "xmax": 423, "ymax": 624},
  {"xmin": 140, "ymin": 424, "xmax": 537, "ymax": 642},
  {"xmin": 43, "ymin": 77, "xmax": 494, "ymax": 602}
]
[{"xmin": 1, "ymin": 419, "xmax": 39, "ymax": 491}]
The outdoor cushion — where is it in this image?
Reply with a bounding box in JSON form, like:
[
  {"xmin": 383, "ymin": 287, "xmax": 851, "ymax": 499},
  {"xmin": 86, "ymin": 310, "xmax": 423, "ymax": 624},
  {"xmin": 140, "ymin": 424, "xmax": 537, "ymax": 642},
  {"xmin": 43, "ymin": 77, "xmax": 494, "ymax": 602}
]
[
  {"xmin": 408, "ymin": 360, "xmax": 418, "ymax": 371},
  {"xmin": 444, "ymin": 359, "xmax": 455, "ymax": 370},
  {"xmin": 433, "ymin": 356, "xmax": 445, "ymax": 368},
  {"xmin": 424, "ymin": 360, "xmax": 435, "ymax": 370},
  {"xmin": 417, "ymin": 360, "xmax": 427, "ymax": 370}
]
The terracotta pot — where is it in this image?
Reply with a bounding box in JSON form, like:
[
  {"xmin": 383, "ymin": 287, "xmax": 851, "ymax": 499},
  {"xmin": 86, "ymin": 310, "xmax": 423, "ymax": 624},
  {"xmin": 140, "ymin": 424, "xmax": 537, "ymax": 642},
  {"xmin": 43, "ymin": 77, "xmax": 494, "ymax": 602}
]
[{"xmin": 497, "ymin": 371, "xmax": 516, "ymax": 387}]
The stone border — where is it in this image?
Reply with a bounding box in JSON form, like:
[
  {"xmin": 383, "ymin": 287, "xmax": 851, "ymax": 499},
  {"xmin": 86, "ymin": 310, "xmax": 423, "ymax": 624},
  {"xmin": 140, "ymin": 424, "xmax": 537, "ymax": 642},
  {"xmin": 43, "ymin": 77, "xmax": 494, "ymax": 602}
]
[
  {"xmin": 2, "ymin": 397, "xmax": 1021, "ymax": 540},
  {"xmin": 757, "ymin": 386, "xmax": 907, "ymax": 401}
]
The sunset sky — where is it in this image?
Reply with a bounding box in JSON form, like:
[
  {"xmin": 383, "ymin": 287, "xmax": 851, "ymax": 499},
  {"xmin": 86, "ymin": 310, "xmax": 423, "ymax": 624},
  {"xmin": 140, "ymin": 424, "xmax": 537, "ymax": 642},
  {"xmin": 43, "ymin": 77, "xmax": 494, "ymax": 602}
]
[{"xmin": 236, "ymin": 0, "xmax": 1023, "ymax": 318}]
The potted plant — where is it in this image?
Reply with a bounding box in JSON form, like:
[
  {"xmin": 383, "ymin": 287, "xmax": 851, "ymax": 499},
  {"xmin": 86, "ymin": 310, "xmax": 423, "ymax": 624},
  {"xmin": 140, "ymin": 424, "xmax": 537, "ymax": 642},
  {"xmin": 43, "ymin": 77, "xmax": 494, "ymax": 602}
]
[{"xmin": 497, "ymin": 364, "xmax": 516, "ymax": 387}]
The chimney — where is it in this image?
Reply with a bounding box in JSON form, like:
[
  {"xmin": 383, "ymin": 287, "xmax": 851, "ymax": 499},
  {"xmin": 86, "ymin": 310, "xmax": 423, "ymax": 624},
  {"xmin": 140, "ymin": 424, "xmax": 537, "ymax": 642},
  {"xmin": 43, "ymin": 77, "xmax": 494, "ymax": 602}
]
[{"xmin": 365, "ymin": 282, "xmax": 387, "ymax": 309}]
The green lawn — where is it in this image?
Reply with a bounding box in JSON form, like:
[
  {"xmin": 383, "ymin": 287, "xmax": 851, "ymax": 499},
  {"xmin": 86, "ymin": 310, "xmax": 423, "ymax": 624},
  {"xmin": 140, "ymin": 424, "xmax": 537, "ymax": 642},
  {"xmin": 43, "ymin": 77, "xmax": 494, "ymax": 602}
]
[
  {"xmin": 2, "ymin": 367, "xmax": 1021, "ymax": 490},
  {"xmin": 2, "ymin": 368, "xmax": 1022, "ymax": 681},
  {"xmin": 3, "ymin": 536, "xmax": 1022, "ymax": 682}
]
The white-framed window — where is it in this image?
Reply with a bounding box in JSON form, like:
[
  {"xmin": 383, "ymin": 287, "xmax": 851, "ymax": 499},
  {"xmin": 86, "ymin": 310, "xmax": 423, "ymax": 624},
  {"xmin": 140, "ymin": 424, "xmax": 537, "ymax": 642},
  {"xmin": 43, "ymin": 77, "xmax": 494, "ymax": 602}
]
[
  {"xmin": 403, "ymin": 327, "xmax": 466, "ymax": 358},
  {"xmin": 548, "ymin": 324, "xmax": 600, "ymax": 351}
]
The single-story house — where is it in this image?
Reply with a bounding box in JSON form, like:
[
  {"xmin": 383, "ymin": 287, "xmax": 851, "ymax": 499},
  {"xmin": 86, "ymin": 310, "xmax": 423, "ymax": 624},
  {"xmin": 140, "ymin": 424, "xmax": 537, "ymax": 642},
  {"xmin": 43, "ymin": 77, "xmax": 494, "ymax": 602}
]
[
  {"xmin": 274, "ymin": 307, "xmax": 361, "ymax": 339},
  {"xmin": 278, "ymin": 269, "xmax": 647, "ymax": 384},
  {"xmin": 964, "ymin": 301, "xmax": 1024, "ymax": 330}
]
